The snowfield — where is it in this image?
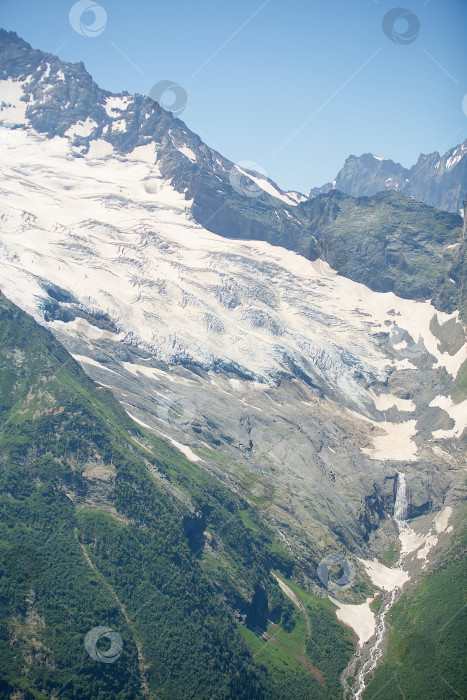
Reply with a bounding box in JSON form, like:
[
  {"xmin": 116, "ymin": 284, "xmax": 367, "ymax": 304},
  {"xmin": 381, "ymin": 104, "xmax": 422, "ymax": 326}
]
[{"xmin": 0, "ymin": 124, "xmax": 464, "ymax": 435}]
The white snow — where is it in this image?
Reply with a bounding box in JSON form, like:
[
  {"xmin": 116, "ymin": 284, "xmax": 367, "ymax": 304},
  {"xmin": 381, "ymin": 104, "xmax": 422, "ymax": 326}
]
[
  {"xmin": 235, "ymin": 165, "xmax": 300, "ymax": 206},
  {"xmin": 429, "ymin": 395, "xmax": 467, "ymax": 438},
  {"xmin": 434, "ymin": 506, "xmax": 452, "ymax": 533},
  {"xmin": 373, "ymin": 155, "xmax": 383, "ymax": 161},
  {"xmin": 361, "ymin": 420, "xmax": 418, "ymax": 461},
  {"xmin": 331, "ymin": 597, "xmax": 376, "ymax": 645},
  {"xmin": 87, "ymin": 139, "xmax": 114, "ymax": 158},
  {"xmin": 159, "ymin": 435, "xmax": 203, "ymax": 462},
  {"xmin": 0, "ymin": 79, "xmax": 29, "ymax": 125},
  {"xmin": 39, "ymin": 63, "xmax": 51, "ymax": 81},
  {"xmin": 0, "ymin": 121, "xmax": 464, "ymax": 468},
  {"xmin": 398, "ymin": 524, "xmax": 425, "ymax": 555},
  {"xmin": 284, "ymin": 191, "xmax": 307, "ymax": 204},
  {"xmin": 104, "ymin": 95, "xmax": 132, "ymax": 117},
  {"xmin": 111, "ymin": 119, "xmax": 127, "ymax": 132},
  {"xmin": 357, "ymin": 558, "xmax": 409, "ymax": 590},
  {"xmin": 72, "ymin": 355, "xmax": 118, "ymax": 373},
  {"xmin": 127, "ymin": 143, "xmax": 158, "ymax": 163},
  {"xmin": 396, "ymin": 507, "xmax": 454, "ymax": 569},
  {"xmin": 126, "ymin": 411, "xmax": 202, "ymax": 462},
  {"xmin": 177, "ymin": 145, "xmax": 197, "ymax": 162},
  {"xmin": 65, "ymin": 118, "xmax": 98, "ymax": 138},
  {"xmin": 370, "ymin": 391, "xmax": 415, "ymax": 412},
  {"xmin": 445, "ymin": 146, "xmax": 465, "ymax": 170},
  {"xmin": 122, "ymin": 362, "xmax": 166, "ymax": 381}
]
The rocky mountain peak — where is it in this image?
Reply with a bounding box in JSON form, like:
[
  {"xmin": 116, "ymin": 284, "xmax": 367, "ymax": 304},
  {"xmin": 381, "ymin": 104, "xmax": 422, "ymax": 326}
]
[{"xmin": 310, "ymin": 140, "xmax": 466, "ymax": 214}]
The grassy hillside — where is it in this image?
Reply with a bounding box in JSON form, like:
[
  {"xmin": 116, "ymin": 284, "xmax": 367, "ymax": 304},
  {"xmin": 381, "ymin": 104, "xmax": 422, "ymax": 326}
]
[
  {"xmin": 363, "ymin": 512, "xmax": 467, "ymax": 700},
  {"xmin": 0, "ymin": 293, "xmax": 355, "ymax": 698},
  {"xmin": 239, "ymin": 573, "xmax": 355, "ymax": 700}
]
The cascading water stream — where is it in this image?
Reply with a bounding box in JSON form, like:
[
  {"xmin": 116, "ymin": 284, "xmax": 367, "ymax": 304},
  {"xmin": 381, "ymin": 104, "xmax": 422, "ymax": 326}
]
[
  {"xmin": 351, "ymin": 471, "xmax": 409, "ymax": 699},
  {"xmin": 393, "ymin": 470, "xmax": 409, "ymax": 522}
]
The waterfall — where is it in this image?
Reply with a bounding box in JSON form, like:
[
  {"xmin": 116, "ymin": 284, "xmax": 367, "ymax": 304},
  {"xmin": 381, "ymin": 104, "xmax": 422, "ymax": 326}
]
[
  {"xmin": 394, "ymin": 470, "xmax": 409, "ymax": 521},
  {"xmin": 346, "ymin": 471, "xmax": 410, "ymax": 697}
]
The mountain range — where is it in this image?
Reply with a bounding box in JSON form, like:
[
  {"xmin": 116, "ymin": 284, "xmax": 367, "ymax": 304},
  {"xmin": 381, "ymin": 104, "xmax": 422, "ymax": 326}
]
[
  {"xmin": 309, "ymin": 143, "xmax": 467, "ymax": 215},
  {"xmin": 0, "ymin": 29, "xmax": 465, "ymax": 700}
]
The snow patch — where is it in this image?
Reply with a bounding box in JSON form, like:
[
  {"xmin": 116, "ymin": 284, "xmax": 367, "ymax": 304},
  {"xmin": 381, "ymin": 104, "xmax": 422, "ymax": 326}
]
[
  {"xmin": 104, "ymin": 95, "xmax": 132, "ymax": 117},
  {"xmin": 65, "ymin": 118, "xmax": 98, "ymax": 138},
  {"xmin": 87, "ymin": 139, "xmax": 114, "ymax": 158},
  {"xmin": 429, "ymin": 395, "xmax": 467, "ymax": 438},
  {"xmin": 331, "ymin": 597, "xmax": 376, "ymax": 645},
  {"xmin": 0, "ymin": 78, "xmax": 29, "ymax": 125},
  {"xmin": 72, "ymin": 355, "xmax": 117, "ymax": 374},
  {"xmin": 434, "ymin": 506, "xmax": 453, "ymax": 534},
  {"xmin": 111, "ymin": 119, "xmax": 127, "ymax": 132},
  {"xmin": 235, "ymin": 165, "xmax": 300, "ymax": 206},
  {"xmin": 361, "ymin": 420, "xmax": 418, "ymax": 461},
  {"xmin": 357, "ymin": 558, "xmax": 409, "ymax": 590},
  {"xmin": 126, "ymin": 411, "xmax": 202, "ymax": 462},
  {"xmin": 370, "ymin": 391, "xmax": 415, "ymax": 412},
  {"xmin": 446, "ymin": 151, "xmax": 464, "ymax": 170},
  {"xmin": 177, "ymin": 145, "xmax": 197, "ymax": 162}
]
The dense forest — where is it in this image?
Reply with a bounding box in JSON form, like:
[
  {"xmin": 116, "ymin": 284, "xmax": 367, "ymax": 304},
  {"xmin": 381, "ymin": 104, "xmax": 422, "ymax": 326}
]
[{"xmin": 0, "ymin": 293, "xmax": 355, "ymax": 698}]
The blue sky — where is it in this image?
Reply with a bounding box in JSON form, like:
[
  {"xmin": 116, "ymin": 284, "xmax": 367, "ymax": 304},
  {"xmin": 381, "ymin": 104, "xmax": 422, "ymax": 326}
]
[{"xmin": 1, "ymin": 0, "xmax": 466, "ymax": 193}]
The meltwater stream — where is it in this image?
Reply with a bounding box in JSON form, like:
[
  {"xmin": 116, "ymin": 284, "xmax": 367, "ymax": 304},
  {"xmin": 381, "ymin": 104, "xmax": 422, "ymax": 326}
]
[
  {"xmin": 393, "ymin": 470, "xmax": 409, "ymax": 522},
  {"xmin": 352, "ymin": 471, "xmax": 409, "ymax": 699}
]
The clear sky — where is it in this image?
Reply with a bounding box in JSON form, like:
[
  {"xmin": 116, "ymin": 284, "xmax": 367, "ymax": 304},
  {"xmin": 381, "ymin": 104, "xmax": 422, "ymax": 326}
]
[{"xmin": 1, "ymin": 0, "xmax": 466, "ymax": 193}]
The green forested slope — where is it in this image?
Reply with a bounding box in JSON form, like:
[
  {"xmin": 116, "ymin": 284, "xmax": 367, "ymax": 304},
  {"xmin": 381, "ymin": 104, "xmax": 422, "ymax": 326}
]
[
  {"xmin": 0, "ymin": 293, "xmax": 354, "ymax": 699},
  {"xmin": 363, "ymin": 512, "xmax": 467, "ymax": 700}
]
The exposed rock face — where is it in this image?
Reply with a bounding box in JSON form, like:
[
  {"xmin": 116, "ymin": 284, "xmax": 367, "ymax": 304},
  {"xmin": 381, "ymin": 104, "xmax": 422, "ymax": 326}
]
[{"xmin": 309, "ymin": 145, "xmax": 467, "ymax": 215}]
